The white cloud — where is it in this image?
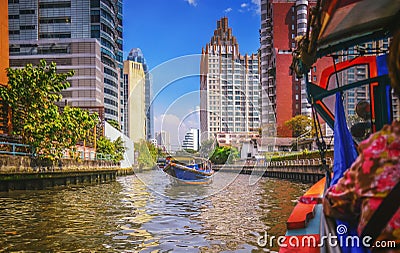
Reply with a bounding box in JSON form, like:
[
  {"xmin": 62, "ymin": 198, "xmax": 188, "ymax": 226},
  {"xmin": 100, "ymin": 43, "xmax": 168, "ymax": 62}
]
[
  {"xmin": 239, "ymin": 2, "xmax": 259, "ymax": 14},
  {"xmin": 224, "ymin": 7, "xmax": 233, "ymax": 14},
  {"xmin": 184, "ymin": 0, "xmax": 197, "ymax": 6},
  {"xmin": 154, "ymin": 112, "xmax": 200, "ymax": 151},
  {"xmin": 154, "ymin": 114, "xmax": 183, "ymax": 150},
  {"xmin": 251, "ymin": 0, "xmax": 261, "ymax": 14},
  {"xmin": 251, "ymin": 0, "xmax": 260, "ymax": 6}
]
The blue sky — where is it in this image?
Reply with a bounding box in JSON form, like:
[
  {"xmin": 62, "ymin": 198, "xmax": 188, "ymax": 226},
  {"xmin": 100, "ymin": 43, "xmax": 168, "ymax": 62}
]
[{"xmin": 123, "ymin": 0, "xmax": 261, "ymax": 147}]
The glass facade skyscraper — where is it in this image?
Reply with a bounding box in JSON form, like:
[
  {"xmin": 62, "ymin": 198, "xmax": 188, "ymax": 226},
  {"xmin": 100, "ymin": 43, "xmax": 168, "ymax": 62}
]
[{"xmin": 8, "ymin": 0, "xmax": 123, "ymax": 122}]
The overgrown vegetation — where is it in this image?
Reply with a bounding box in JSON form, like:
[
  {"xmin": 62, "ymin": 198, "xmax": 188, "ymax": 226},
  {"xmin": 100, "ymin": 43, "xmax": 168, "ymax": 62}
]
[
  {"xmin": 134, "ymin": 140, "xmax": 163, "ymax": 168},
  {"xmin": 284, "ymin": 115, "xmax": 314, "ymax": 137},
  {"xmin": 96, "ymin": 136, "xmax": 126, "ymax": 163},
  {"xmin": 0, "ymin": 60, "xmax": 128, "ymax": 164},
  {"xmin": 209, "ymin": 145, "xmax": 239, "ymax": 164},
  {"xmin": 107, "ymin": 119, "xmax": 121, "ymax": 131},
  {"xmin": 266, "ymin": 149, "xmax": 334, "ymax": 162},
  {"xmin": 0, "ymin": 60, "xmax": 100, "ymax": 161}
]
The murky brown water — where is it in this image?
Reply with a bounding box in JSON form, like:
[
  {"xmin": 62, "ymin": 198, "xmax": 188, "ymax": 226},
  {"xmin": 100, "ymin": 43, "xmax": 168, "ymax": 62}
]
[{"xmin": 0, "ymin": 169, "xmax": 310, "ymax": 252}]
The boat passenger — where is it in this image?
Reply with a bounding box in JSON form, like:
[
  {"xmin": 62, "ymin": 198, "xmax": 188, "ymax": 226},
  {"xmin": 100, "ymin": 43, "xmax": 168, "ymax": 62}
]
[{"xmin": 323, "ymin": 30, "xmax": 400, "ymax": 252}]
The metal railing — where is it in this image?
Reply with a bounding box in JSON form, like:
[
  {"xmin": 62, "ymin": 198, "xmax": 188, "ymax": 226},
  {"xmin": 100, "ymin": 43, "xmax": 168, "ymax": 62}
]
[
  {"xmin": 0, "ymin": 142, "xmax": 34, "ymax": 156},
  {"xmin": 64, "ymin": 150, "xmax": 113, "ymax": 162}
]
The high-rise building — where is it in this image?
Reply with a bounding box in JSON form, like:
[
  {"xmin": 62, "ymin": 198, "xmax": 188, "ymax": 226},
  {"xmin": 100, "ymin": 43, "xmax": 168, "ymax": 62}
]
[
  {"xmin": 0, "ymin": 0, "xmax": 9, "ymax": 134},
  {"xmin": 260, "ymin": 0, "xmax": 331, "ymax": 136},
  {"xmin": 260, "ymin": 0, "xmax": 399, "ymax": 137},
  {"xmin": 156, "ymin": 131, "xmax": 171, "ymax": 153},
  {"xmin": 200, "ymin": 17, "xmax": 260, "ymax": 142},
  {"xmin": 8, "ymin": 0, "xmax": 123, "ymax": 123},
  {"xmin": 337, "ymin": 41, "xmax": 400, "ymax": 121},
  {"xmin": 123, "ymin": 60, "xmax": 146, "ymax": 142},
  {"xmin": 182, "ymin": 128, "xmax": 200, "ymax": 151},
  {"xmin": 126, "ymin": 48, "xmax": 153, "ymax": 140}
]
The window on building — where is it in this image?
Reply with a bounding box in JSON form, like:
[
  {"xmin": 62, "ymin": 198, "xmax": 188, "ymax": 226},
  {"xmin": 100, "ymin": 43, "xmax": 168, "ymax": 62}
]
[
  {"xmin": 19, "ymin": 9, "xmax": 35, "ymax": 14},
  {"xmin": 39, "ymin": 1, "xmax": 71, "ymax": 8},
  {"xmin": 9, "ymin": 47, "xmax": 20, "ymax": 53},
  {"xmin": 39, "ymin": 33, "xmax": 71, "ymax": 38},
  {"xmin": 39, "ymin": 17, "xmax": 71, "ymax": 24},
  {"xmin": 20, "ymin": 25, "xmax": 35, "ymax": 30}
]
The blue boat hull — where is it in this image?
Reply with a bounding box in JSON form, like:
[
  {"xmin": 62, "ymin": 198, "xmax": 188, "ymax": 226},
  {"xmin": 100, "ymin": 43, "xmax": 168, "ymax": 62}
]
[{"xmin": 163, "ymin": 163, "xmax": 214, "ymax": 184}]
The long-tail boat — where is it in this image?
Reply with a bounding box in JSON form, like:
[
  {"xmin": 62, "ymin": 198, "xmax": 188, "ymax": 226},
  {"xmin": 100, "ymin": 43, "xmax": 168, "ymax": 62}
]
[{"xmin": 163, "ymin": 156, "xmax": 214, "ymax": 184}]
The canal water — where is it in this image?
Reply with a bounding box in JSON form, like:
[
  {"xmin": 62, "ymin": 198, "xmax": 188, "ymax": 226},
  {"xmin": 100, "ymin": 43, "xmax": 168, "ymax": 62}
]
[{"xmin": 0, "ymin": 169, "xmax": 310, "ymax": 252}]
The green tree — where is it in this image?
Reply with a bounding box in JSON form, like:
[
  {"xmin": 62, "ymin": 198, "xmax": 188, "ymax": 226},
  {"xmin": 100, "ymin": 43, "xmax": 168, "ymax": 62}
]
[
  {"xmin": 96, "ymin": 136, "xmax": 126, "ymax": 163},
  {"xmin": 347, "ymin": 114, "xmax": 364, "ymax": 127},
  {"xmin": 209, "ymin": 145, "xmax": 239, "ymax": 164},
  {"xmin": 134, "ymin": 140, "xmax": 156, "ymax": 168},
  {"xmin": 146, "ymin": 141, "xmax": 161, "ymax": 161},
  {"xmin": 107, "ymin": 119, "xmax": 121, "ymax": 131},
  {"xmin": 96, "ymin": 136, "xmax": 115, "ymax": 159},
  {"xmin": 25, "ymin": 106, "xmax": 98, "ymax": 160},
  {"xmin": 0, "ymin": 60, "xmax": 73, "ymax": 141},
  {"xmin": 113, "ymin": 137, "xmax": 126, "ymax": 162},
  {"xmin": 0, "ymin": 60, "xmax": 100, "ymax": 161},
  {"xmin": 284, "ymin": 115, "xmax": 313, "ymax": 137}
]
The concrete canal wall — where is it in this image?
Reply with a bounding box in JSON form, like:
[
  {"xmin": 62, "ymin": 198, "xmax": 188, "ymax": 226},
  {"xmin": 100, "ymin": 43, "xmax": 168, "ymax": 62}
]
[
  {"xmin": 213, "ymin": 159, "xmax": 331, "ymax": 183},
  {"xmin": 0, "ymin": 154, "xmax": 118, "ymax": 173},
  {"xmin": 0, "ymin": 155, "xmax": 134, "ymax": 191}
]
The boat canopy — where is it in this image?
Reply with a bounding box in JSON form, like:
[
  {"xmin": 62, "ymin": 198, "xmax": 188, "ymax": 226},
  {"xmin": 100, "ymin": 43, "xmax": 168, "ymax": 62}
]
[
  {"xmin": 292, "ymin": 0, "xmax": 400, "ymax": 77},
  {"xmin": 290, "ymin": 0, "xmax": 400, "ymax": 133}
]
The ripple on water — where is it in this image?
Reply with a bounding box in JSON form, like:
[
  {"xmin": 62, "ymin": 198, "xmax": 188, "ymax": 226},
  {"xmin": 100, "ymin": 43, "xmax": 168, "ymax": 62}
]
[{"xmin": 0, "ymin": 170, "xmax": 310, "ymax": 252}]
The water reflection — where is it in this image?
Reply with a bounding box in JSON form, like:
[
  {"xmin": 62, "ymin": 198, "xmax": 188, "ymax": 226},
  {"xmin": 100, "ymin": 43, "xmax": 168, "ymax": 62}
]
[{"xmin": 0, "ymin": 170, "xmax": 309, "ymax": 252}]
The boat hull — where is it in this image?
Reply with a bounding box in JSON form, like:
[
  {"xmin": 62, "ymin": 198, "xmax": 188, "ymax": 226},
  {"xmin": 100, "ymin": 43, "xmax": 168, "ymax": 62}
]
[
  {"xmin": 279, "ymin": 178, "xmax": 325, "ymax": 253},
  {"xmin": 163, "ymin": 162, "xmax": 214, "ymax": 184}
]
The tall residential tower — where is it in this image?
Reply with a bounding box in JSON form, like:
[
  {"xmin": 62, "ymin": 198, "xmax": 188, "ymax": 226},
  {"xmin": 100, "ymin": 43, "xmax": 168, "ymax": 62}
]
[
  {"xmin": 260, "ymin": 0, "xmax": 399, "ymax": 138},
  {"xmin": 200, "ymin": 17, "xmax": 260, "ymax": 142},
  {"xmin": 260, "ymin": 0, "xmax": 331, "ymax": 136}
]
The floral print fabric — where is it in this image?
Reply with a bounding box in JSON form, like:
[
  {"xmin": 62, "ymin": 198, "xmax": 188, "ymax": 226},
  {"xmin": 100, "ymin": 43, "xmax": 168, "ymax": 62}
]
[{"xmin": 323, "ymin": 120, "xmax": 400, "ymax": 243}]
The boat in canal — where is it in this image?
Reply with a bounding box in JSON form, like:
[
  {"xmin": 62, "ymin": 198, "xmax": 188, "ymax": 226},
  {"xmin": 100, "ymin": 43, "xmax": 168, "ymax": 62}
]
[
  {"xmin": 156, "ymin": 157, "xmax": 167, "ymax": 169},
  {"xmin": 280, "ymin": 0, "xmax": 400, "ymax": 252},
  {"xmin": 163, "ymin": 156, "xmax": 214, "ymax": 184}
]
